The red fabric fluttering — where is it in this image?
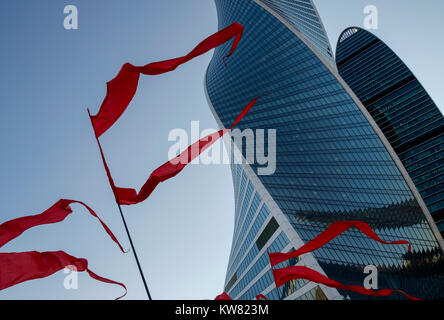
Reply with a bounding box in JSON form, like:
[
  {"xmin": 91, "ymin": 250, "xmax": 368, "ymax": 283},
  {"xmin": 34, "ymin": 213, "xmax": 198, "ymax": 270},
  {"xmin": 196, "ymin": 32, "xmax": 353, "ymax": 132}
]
[
  {"xmin": 256, "ymin": 294, "xmax": 269, "ymax": 300},
  {"xmin": 113, "ymin": 98, "xmax": 259, "ymax": 205},
  {"xmin": 215, "ymin": 292, "xmax": 233, "ymax": 300},
  {"xmin": 0, "ymin": 22, "xmax": 246, "ymax": 298},
  {"xmin": 0, "ymin": 201, "xmax": 126, "ymax": 298},
  {"xmin": 268, "ymin": 221, "xmax": 411, "ymax": 267},
  {"xmin": 0, "ymin": 251, "xmax": 127, "ymax": 299},
  {"xmin": 0, "ymin": 199, "xmax": 125, "ymax": 253},
  {"xmin": 89, "ymin": 22, "xmax": 244, "ymax": 138},
  {"xmin": 271, "ymin": 265, "xmax": 421, "ymax": 300}
]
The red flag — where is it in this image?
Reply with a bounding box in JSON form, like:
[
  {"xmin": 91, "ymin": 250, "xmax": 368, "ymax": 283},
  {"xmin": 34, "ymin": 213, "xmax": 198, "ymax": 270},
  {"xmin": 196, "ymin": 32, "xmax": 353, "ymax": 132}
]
[
  {"xmin": 215, "ymin": 292, "xmax": 232, "ymax": 300},
  {"xmin": 268, "ymin": 221, "xmax": 411, "ymax": 267},
  {"xmin": 0, "ymin": 251, "xmax": 126, "ymax": 299},
  {"xmin": 0, "ymin": 199, "xmax": 125, "ymax": 252},
  {"xmin": 114, "ymin": 98, "xmax": 259, "ymax": 205},
  {"xmin": 256, "ymin": 294, "xmax": 269, "ymax": 300},
  {"xmin": 89, "ymin": 22, "xmax": 244, "ymax": 138},
  {"xmin": 271, "ymin": 265, "xmax": 421, "ymax": 300}
]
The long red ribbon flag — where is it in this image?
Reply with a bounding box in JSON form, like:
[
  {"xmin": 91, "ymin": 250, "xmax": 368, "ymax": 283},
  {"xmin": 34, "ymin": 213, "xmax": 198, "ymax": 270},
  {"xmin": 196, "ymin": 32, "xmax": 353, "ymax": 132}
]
[
  {"xmin": 89, "ymin": 22, "xmax": 244, "ymax": 138},
  {"xmin": 0, "ymin": 22, "xmax": 247, "ymax": 299},
  {"xmin": 0, "ymin": 251, "xmax": 127, "ymax": 299},
  {"xmin": 271, "ymin": 265, "xmax": 421, "ymax": 300},
  {"xmin": 268, "ymin": 220, "xmax": 411, "ymax": 267},
  {"xmin": 0, "ymin": 199, "xmax": 125, "ymax": 252},
  {"xmin": 115, "ymin": 98, "xmax": 259, "ymax": 205},
  {"xmin": 0, "ymin": 201, "xmax": 127, "ymax": 298}
]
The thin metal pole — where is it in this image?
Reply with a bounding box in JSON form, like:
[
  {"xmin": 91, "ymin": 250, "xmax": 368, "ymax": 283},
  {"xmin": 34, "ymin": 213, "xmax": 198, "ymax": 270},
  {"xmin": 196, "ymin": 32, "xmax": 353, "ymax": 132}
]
[
  {"xmin": 115, "ymin": 201, "xmax": 152, "ymax": 300},
  {"xmin": 87, "ymin": 109, "xmax": 152, "ymax": 300}
]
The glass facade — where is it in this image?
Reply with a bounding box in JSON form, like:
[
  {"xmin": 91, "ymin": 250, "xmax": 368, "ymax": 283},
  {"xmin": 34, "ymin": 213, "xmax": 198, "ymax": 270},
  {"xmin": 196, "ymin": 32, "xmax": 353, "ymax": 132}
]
[
  {"xmin": 206, "ymin": 0, "xmax": 444, "ymax": 300},
  {"xmin": 224, "ymin": 162, "xmax": 309, "ymax": 300},
  {"xmin": 258, "ymin": 0, "xmax": 334, "ymax": 66},
  {"xmin": 336, "ymin": 27, "xmax": 444, "ymax": 236}
]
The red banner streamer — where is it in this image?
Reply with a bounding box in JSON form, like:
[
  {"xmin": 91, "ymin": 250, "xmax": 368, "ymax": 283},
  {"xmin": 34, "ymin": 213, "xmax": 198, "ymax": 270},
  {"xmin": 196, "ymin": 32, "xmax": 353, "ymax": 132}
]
[
  {"xmin": 113, "ymin": 98, "xmax": 259, "ymax": 205},
  {"xmin": 0, "ymin": 251, "xmax": 126, "ymax": 299},
  {"xmin": 0, "ymin": 199, "xmax": 125, "ymax": 252},
  {"xmin": 268, "ymin": 221, "xmax": 411, "ymax": 267},
  {"xmin": 215, "ymin": 292, "xmax": 233, "ymax": 300},
  {"xmin": 271, "ymin": 265, "xmax": 421, "ymax": 300},
  {"xmin": 0, "ymin": 22, "xmax": 246, "ymax": 299},
  {"xmin": 89, "ymin": 22, "xmax": 244, "ymax": 138}
]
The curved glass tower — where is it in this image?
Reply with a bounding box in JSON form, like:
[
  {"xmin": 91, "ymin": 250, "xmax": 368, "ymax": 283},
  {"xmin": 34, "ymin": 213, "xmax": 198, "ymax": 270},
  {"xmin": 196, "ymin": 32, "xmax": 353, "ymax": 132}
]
[
  {"xmin": 336, "ymin": 27, "xmax": 444, "ymax": 237},
  {"xmin": 205, "ymin": 0, "xmax": 444, "ymax": 300}
]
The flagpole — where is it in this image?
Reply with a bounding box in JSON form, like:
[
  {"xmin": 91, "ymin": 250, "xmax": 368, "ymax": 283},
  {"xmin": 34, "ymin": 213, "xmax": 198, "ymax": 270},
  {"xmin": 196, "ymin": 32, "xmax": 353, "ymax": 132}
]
[
  {"xmin": 115, "ymin": 200, "xmax": 152, "ymax": 300},
  {"xmin": 87, "ymin": 109, "xmax": 153, "ymax": 300}
]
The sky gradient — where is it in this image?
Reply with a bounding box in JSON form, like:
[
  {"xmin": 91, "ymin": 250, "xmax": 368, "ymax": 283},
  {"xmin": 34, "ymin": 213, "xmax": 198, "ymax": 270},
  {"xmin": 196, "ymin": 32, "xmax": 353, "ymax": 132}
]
[{"xmin": 0, "ymin": 0, "xmax": 442, "ymax": 300}]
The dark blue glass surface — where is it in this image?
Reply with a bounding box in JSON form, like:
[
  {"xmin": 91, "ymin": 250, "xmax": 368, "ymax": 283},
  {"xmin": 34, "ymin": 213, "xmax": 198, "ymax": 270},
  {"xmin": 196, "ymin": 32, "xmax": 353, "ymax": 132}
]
[{"xmin": 336, "ymin": 27, "xmax": 444, "ymax": 236}]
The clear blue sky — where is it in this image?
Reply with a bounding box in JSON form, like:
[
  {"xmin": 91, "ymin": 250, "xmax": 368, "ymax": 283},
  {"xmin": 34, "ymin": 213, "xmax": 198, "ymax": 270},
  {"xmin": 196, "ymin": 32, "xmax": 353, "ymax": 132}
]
[{"xmin": 0, "ymin": 0, "xmax": 442, "ymax": 300}]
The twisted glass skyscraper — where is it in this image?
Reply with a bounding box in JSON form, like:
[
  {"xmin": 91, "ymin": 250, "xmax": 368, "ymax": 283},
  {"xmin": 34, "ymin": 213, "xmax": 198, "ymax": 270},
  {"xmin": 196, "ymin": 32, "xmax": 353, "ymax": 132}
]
[
  {"xmin": 205, "ymin": 0, "xmax": 444, "ymax": 300},
  {"xmin": 336, "ymin": 27, "xmax": 444, "ymax": 237}
]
